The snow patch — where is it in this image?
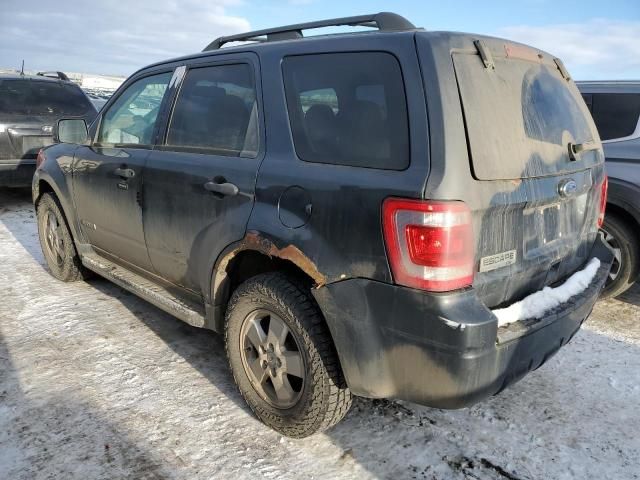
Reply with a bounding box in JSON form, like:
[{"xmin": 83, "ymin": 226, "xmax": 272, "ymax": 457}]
[{"xmin": 493, "ymin": 257, "xmax": 601, "ymax": 327}]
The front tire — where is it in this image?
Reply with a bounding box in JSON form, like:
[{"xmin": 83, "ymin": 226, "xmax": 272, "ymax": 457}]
[
  {"xmin": 36, "ymin": 192, "xmax": 84, "ymax": 282},
  {"xmin": 600, "ymin": 212, "xmax": 640, "ymax": 298},
  {"xmin": 225, "ymin": 273, "xmax": 352, "ymax": 438}
]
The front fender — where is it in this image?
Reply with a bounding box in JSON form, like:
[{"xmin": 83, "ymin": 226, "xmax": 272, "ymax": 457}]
[{"xmin": 32, "ymin": 143, "xmax": 83, "ymax": 243}]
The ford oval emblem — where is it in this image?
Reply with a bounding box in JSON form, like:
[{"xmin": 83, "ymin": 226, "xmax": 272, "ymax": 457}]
[{"xmin": 558, "ymin": 179, "xmax": 578, "ymax": 198}]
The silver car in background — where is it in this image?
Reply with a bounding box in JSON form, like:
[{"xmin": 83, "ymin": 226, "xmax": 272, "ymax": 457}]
[{"xmin": 578, "ymin": 80, "xmax": 640, "ymax": 297}]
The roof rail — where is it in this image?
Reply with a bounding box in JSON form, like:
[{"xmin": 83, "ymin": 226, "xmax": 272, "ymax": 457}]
[
  {"xmin": 36, "ymin": 71, "xmax": 70, "ymax": 81},
  {"xmin": 203, "ymin": 12, "xmax": 416, "ymax": 51}
]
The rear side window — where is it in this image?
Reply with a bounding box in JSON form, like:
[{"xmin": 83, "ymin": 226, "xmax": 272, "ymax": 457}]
[
  {"xmin": 590, "ymin": 93, "xmax": 640, "ymax": 141},
  {"xmin": 166, "ymin": 64, "xmax": 258, "ymax": 157},
  {"xmin": 581, "ymin": 93, "xmax": 593, "ymax": 112},
  {"xmin": 282, "ymin": 52, "xmax": 410, "ymax": 170},
  {"xmin": 0, "ymin": 80, "xmax": 94, "ymax": 116}
]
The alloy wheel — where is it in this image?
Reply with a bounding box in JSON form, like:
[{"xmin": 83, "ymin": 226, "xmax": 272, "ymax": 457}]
[
  {"xmin": 601, "ymin": 228, "xmax": 622, "ymax": 282},
  {"xmin": 239, "ymin": 309, "xmax": 306, "ymax": 409},
  {"xmin": 43, "ymin": 211, "xmax": 65, "ymax": 267}
]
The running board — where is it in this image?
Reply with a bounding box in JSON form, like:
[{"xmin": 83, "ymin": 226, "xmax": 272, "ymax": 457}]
[{"xmin": 81, "ymin": 253, "xmax": 207, "ymax": 328}]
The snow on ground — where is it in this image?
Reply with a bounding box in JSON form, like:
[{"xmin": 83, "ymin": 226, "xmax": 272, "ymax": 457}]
[{"xmin": 1, "ymin": 188, "xmax": 639, "ymax": 480}]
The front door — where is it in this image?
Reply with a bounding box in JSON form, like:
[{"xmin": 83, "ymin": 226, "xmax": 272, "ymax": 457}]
[
  {"xmin": 142, "ymin": 58, "xmax": 262, "ymax": 292},
  {"xmin": 73, "ymin": 71, "xmax": 173, "ymax": 269}
]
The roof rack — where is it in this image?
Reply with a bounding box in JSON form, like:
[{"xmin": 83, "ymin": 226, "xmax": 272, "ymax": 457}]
[
  {"xmin": 203, "ymin": 12, "xmax": 416, "ymax": 51},
  {"xmin": 36, "ymin": 71, "xmax": 70, "ymax": 81}
]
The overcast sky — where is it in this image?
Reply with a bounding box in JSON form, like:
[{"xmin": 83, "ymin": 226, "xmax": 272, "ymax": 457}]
[{"xmin": 1, "ymin": 0, "xmax": 639, "ymax": 80}]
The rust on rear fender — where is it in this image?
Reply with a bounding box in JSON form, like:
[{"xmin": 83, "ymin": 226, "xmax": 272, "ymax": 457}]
[{"xmin": 212, "ymin": 231, "xmax": 326, "ymax": 306}]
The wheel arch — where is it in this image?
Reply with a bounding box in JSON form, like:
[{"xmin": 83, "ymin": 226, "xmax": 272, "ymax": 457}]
[
  {"xmin": 209, "ymin": 231, "xmax": 326, "ymax": 332},
  {"xmin": 33, "ymin": 149, "xmax": 82, "ymax": 244},
  {"xmin": 606, "ymin": 177, "xmax": 640, "ymax": 229},
  {"xmin": 210, "ymin": 231, "xmax": 326, "ymax": 331}
]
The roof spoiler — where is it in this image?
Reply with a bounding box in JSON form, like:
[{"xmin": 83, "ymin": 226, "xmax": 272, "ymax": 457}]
[{"xmin": 203, "ymin": 12, "xmax": 417, "ymax": 51}]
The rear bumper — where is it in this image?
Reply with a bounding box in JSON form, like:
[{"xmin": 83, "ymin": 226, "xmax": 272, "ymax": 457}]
[
  {"xmin": 0, "ymin": 159, "xmax": 36, "ymax": 187},
  {"xmin": 313, "ymin": 234, "xmax": 614, "ymax": 409}
]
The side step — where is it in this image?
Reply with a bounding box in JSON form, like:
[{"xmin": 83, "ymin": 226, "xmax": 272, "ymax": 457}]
[{"xmin": 81, "ymin": 253, "xmax": 207, "ymax": 328}]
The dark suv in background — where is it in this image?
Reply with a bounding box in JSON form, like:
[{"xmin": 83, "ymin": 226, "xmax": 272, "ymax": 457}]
[
  {"xmin": 578, "ymin": 81, "xmax": 640, "ymax": 297},
  {"xmin": 33, "ymin": 13, "xmax": 613, "ymax": 437},
  {"xmin": 0, "ymin": 71, "xmax": 96, "ymax": 187}
]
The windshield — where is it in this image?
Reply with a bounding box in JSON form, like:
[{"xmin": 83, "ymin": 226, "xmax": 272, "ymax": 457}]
[
  {"xmin": 0, "ymin": 79, "xmax": 95, "ymax": 116},
  {"xmin": 453, "ymin": 54, "xmax": 601, "ymax": 180}
]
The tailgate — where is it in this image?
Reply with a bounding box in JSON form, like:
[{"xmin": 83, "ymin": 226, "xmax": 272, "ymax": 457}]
[
  {"xmin": 452, "ymin": 41, "xmax": 605, "ymax": 307},
  {"xmin": 453, "ymin": 45, "xmax": 600, "ymax": 180},
  {"xmin": 3, "ymin": 127, "xmax": 54, "ymax": 159}
]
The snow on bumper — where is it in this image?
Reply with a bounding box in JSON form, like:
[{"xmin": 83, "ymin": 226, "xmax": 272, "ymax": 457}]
[{"xmin": 493, "ymin": 257, "xmax": 602, "ymax": 327}]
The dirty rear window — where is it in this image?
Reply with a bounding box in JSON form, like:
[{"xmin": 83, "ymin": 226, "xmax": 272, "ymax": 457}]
[
  {"xmin": 453, "ymin": 53, "xmax": 600, "ymax": 180},
  {"xmin": 0, "ymin": 79, "xmax": 94, "ymax": 116}
]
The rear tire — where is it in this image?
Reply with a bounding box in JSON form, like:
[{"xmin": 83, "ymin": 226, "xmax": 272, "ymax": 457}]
[
  {"xmin": 225, "ymin": 272, "xmax": 352, "ymax": 438},
  {"xmin": 600, "ymin": 212, "xmax": 640, "ymax": 299},
  {"xmin": 36, "ymin": 192, "xmax": 84, "ymax": 282}
]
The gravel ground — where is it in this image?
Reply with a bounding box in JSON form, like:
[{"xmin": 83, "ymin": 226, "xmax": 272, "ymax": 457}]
[{"xmin": 1, "ymin": 187, "xmax": 639, "ymax": 480}]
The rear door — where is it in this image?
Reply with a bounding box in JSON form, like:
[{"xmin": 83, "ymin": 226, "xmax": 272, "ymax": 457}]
[
  {"xmin": 449, "ymin": 42, "xmax": 605, "ymax": 306},
  {"xmin": 73, "ymin": 71, "xmax": 173, "ymax": 270},
  {"xmin": 141, "ymin": 55, "xmax": 262, "ymax": 292}
]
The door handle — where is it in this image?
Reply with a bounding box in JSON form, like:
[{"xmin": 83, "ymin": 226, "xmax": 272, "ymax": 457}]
[
  {"xmin": 114, "ymin": 167, "xmax": 135, "ymax": 179},
  {"xmin": 204, "ymin": 181, "xmax": 239, "ymax": 196}
]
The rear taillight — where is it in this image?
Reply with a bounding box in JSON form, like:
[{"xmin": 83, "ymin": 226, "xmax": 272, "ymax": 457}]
[
  {"xmin": 36, "ymin": 149, "xmax": 46, "ymax": 169},
  {"xmin": 382, "ymin": 198, "xmax": 475, "ymax": 292},
  {"xmin": 597, "ymin": 175, "xmax": 608, "ymax": 229}
]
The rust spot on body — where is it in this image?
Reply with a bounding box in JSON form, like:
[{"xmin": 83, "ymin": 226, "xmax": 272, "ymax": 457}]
[
  {"xmin": 212, "ymin": 231, "xmax": 326, "ymax": 305},
  {"xmin": 243, "ymin": 231, "xmax": 326, "ymax": 287}
]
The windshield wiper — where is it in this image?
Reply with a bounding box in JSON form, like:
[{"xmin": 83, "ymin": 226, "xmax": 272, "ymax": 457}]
[{"xmin": 568, "ymin": 141, "xmax": 600, "ymax": 161}]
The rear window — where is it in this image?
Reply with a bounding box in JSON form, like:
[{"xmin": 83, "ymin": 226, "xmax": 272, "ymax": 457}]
[
  {"xmin": 590, "ymin": 93, "xmax": 640, "ymax": 141},
  {"xmin": 282, "ymin": 52, "xmax": 410, "ymax": 170},
  {"xmin": 453, "ymin": 53, "xmax": 600, "ymax": 180},
  {"xmin": 0, "ymin": 79, "xmax": 94, "ymax": 116}
]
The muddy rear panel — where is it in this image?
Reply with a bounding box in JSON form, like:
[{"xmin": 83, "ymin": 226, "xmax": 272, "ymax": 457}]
[{"xmin": 416, "ymin": 32, "xmax": 605, "ymax": 307}]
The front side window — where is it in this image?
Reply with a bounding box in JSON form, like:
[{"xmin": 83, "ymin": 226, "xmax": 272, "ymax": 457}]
[
  {"xmin": 282, "ymin": 52, "xmax": 410, "ymax": 170},
  {"xmin": 166, "ymin": 64, "xmax": 258, "ymax": 157},
  {"xmin": 591, "ymin": 93, "xmax": 640, "ymax": 141},
  {"xmin": 97, "ymin": 72, "xmax": 172, "ymax": 146}
]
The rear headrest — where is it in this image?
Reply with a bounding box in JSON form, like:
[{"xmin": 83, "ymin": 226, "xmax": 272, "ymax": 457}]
[{"xmin": 305, "ymin": 103, "xmax": 335, "ymax": 125}]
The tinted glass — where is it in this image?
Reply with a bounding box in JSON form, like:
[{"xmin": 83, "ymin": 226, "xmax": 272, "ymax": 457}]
[
  {"xmin": 282, "ymin": 52, "xmax": 410, "ymax": 170},
  {"xmin": 97, "ymin": 72, "xmax": 172, "ymax": 145},
  {"xmin": 166, "ymin": 64, "xmax": 258, "ymax": 157},
  {"xmin": 591, "ymin": 93, "xmax": 640, "ymax": 140},
  {"xmin": 581, "ymin": 93, "xmax": 593, "ymax": 112},
  {"xmin": 0, "ymin": 79, "xmax": 94, "ymax": 116}
]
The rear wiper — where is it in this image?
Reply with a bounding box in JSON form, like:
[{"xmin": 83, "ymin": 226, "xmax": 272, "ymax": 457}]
[{"xmin": 568, "ymin": 141, "xmax": 600, "ymax": 161}]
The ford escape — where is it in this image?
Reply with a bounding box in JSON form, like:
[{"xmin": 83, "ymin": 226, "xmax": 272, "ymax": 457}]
[{"xmin": 33, "ymin": 13, "xmax": 613, "ymax": 437}]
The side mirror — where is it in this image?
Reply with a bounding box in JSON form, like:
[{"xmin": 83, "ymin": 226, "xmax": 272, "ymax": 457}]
[{"xmin": 54, "ymin": 118, "xmax": 89, "ymax": 144}]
